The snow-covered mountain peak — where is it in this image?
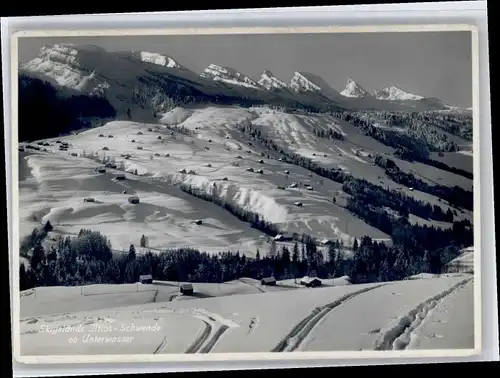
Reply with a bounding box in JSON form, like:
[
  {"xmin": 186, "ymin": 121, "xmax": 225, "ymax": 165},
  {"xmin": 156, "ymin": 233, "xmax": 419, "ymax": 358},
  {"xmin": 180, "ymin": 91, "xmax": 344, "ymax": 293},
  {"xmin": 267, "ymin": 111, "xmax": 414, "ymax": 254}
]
[
  {"xmin": 289, "ymin": 72, "xmax": 322, "ymax": 93},
  {"xmin": 258, "ymin": 70, "xmax": 288, "ymax": 90},
  {"xmin": 20, "ymin": 44, "xmax": 109, "ymax": 95},
  {"xmin": 340, "ymin": 77, "xmax": 369, "ymax": 98},
  {"xmin": 200, "ymin": 64, "xmax": 260, "ymax": 89},
  {"xmin": 139, "ymin": 51, "xmax": 184, "ymax": 69},
  {"xmin": 373, "ymin": 85, "xmax": 424, "ymax": 101}
]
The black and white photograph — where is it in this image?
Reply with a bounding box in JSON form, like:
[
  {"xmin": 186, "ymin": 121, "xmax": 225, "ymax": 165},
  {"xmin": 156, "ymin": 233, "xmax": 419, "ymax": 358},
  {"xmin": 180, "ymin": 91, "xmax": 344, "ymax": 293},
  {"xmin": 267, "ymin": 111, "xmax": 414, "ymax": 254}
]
[{"xmin": 11, "ymin": 25, "xmax": 481, "ymax": 361}]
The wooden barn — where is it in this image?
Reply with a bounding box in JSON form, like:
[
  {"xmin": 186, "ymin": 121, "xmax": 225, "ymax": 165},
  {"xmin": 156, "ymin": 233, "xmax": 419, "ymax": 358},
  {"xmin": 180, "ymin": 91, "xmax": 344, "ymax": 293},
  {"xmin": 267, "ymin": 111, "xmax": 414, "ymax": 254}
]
[
  {"xmin": 128, "ymin": 196, "xmax": 140, "ymax": 204},
  {"xmin": 180, "ymin": 283, "xmax": 194, "ymax": 295},
  {"xmin": 139, "ymin": 274, "xmax": 153, "ymax": 284},
  {"xmin": 261, "ymin": 277, "xmax": 277, "ymax": 286},
  {"xmin": 300, "ymin": 276, "xmax": 322, "ymax": 287}
]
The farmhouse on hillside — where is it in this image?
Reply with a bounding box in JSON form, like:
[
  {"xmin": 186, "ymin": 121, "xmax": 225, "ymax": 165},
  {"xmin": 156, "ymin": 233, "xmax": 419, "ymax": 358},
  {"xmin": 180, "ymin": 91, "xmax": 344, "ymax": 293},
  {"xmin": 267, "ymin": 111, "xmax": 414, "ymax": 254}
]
[
  {"xmin": 261, "ymin": 277, "xmax": 277, "ymax": 286},
  {"xmin": 300, "ymin": 276, "xmax": 322, "ymax": 287},
  {"xmin": 139, "ymin": 274, "xmax": 153, "ymax": 284},
  {"xmin": 180, "ymin": 283, "xmax": 194, "ymax": 295},
  {"xmin": 128, "ymin": 196, "xmax": 140, "ymax": 204},
  {"xmin": 274, "ymin": 234, "xmax": 293, "ymax": 242}
]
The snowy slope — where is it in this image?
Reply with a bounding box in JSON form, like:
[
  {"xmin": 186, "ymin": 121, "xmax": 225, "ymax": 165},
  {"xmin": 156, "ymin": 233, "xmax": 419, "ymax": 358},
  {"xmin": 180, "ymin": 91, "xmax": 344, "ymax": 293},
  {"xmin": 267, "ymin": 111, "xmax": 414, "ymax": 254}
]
[
  {"xmin": 20, "ymin": 104, "xmax": 472, "ymax": 254},
  {"xmin": 19, "ymin": 274, "xmax": 474, "ymax": 355},
  {"xmin": 445, "ymin": 247, "xmax": 474, "ymax": 273}
]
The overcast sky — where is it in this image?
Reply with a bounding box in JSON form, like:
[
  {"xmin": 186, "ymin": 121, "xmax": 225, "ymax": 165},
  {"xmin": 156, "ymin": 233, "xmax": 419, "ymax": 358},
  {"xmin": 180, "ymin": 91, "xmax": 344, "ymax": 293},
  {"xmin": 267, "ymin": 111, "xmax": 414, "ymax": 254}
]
[{"xmin": 18, "ymin": 31, "xmax": 473, "ymax": 107}]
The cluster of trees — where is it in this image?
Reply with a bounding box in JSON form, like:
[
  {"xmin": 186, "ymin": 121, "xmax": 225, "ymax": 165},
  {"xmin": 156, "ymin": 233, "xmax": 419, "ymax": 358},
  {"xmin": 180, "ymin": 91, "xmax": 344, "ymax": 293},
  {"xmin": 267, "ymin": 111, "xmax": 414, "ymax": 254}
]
[
  {"xmin": 179, "ymin": 183, "xmax": 280, "ymax": 237},
  {"xmin": 334, "ymin": 112, "xmax": 459, "ymax": 158},
  {"xmin": 20, "ymin": 221, "xmax": 466, "ymax": 290},
  {"xmin": 418, "ymin": 157, "xmax": 473, "ymax": 180},
  {"xmin": 18, "ymin": 75, "xmax": 116, "ymax": 142},
  {"xmin": 311, "ymin": 127, "xmax": 345, "ymax": 141},
  {"xmin": 342, "ymin": 177, "xmax": 458, "ymax": 223},
  {"xmin": 380, "ymin": 111, "xmax": 473, "ymax": 141},
  {"xmin": 373, "ymin": 155, "xmax": 473, "ymax": 211}
]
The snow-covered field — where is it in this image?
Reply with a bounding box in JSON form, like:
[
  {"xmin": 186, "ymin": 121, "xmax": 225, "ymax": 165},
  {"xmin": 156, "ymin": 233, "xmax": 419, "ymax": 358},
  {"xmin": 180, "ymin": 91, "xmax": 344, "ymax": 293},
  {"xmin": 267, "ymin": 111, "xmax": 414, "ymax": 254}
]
[
  {"xmin": 19, "ymin": 105, "xmax": 471, "ymax": 255},
  {"xmin": 19, "ymin": 274, "xmax": 474, "ymax": 355}
]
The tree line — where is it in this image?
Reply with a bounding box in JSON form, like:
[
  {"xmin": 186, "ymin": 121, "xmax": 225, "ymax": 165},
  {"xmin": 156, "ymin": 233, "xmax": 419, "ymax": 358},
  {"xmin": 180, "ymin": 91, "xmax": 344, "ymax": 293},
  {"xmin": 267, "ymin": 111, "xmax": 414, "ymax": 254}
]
[
  {"xmin": 19, "ymin": 220, "xmax": 467, "ymax": 291},
  {"xmin": 373, "ymin": 154, "xmax": 473, "ymax": 211}
]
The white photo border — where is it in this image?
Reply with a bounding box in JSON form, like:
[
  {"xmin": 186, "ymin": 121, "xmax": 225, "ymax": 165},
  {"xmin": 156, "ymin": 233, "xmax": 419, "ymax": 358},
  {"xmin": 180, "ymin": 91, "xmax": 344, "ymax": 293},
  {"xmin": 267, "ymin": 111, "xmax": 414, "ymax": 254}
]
[{"xmin": 2, "ymin": 2, "xmax": 497, "ymax": 375}]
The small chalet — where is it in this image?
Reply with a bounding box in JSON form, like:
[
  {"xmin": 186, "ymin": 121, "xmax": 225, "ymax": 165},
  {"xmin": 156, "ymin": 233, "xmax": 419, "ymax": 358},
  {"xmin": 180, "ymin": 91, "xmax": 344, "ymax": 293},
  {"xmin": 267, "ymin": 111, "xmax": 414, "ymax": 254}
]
[
  {"xmin": 261, "ymin": 277, "xmax": 277, "ymax": 286},
  {"xmin": 180, "ymin": 283, "xmax": 194, "ymax": 295},
  {"xmin": 300, "ymin": 276, "xmax": 322, "ymax": 287},
  {"xmin": 274, "ymin": 234, "xmax": 292, "ymax": 242},
  {"xmin": 128, "ymin": 196, "xmax": 140, "ymax": 204},
  {"xmin": 139, "ymin": 274, "xmax": 153, "ymax": 284}
]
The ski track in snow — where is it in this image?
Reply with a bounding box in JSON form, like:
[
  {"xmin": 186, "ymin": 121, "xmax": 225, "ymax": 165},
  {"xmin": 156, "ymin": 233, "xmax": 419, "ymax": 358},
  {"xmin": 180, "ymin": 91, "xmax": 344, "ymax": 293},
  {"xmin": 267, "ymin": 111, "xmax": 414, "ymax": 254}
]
[
  {"xmin": 272, "ymin": 284, "xmax": 386, "ymax": 352},
  {"xmin": 374, "ymin": 277, "xmax": 473, "ymax": 351}
]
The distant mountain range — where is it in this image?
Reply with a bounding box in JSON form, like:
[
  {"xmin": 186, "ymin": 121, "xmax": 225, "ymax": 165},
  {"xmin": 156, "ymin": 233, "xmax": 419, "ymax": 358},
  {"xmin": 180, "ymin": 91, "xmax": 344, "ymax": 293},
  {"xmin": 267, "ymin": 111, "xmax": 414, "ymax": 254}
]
[{"xmin": 20, "ymin": 43, "xmax": 464, "ymax": 118}]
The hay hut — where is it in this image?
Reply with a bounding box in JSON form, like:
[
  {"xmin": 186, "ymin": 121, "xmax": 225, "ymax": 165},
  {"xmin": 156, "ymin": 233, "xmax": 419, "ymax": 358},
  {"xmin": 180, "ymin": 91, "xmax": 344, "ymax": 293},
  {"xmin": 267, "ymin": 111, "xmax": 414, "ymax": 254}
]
[
  {"xmin": 180, "ymin": 283, "xmax": 194, "ymax": 295},
  {"xmin": 128, "ymin": 196, "xmax": 140, "ymax": 204}
]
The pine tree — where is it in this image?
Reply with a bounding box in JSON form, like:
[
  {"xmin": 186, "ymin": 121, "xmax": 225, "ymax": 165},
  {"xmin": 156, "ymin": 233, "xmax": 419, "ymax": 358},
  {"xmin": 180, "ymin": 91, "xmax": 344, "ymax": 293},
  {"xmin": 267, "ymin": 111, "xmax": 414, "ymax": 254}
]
[
  {"xmin": 43, "ymin": 220, "xmax": 53, "ymax": 233},
  {"xmin": 140, "ymin": 235, "xmax": 148, "ymax": 248},
  {"xmin": 268, "ymin": 241, "xmax": 277, "ymax": 258},
  {"xmin": 128, "ymin": 244, "xmax": 137, "ymax": 261},
  {"xmin": 19, "ymin": 263, "xmax": 27, "ymax": 291},
  {"xmin": 30, "ymin": 241, "xmax": 46, "ymax": 271},
  {"xmin": 292, "ymin": 242, "xmax": 299, "ymax": 263}
]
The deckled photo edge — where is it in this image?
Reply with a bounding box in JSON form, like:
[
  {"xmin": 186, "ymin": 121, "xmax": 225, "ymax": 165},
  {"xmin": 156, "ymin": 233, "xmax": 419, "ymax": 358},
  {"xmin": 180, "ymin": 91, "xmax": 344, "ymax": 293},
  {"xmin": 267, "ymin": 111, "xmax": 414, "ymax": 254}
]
[
  {"xmin": 470, "ymin": 25, "xmax": 483, "ymax": 354},
  {"xmin": 10, "ymin": 33, "xmax": 23, "ymax": 364},
  {"xmin": 8, "ymin": 22, "xmax": 482, "ymax": 365},
  {"xmin": 10, "ymin": 23, "xmax": 477, "ymax": 38},
  {"xmin": 16, "ymin": 348, "xmax": 480, "ymax": 365}
]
